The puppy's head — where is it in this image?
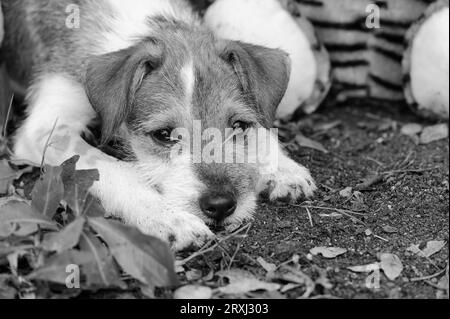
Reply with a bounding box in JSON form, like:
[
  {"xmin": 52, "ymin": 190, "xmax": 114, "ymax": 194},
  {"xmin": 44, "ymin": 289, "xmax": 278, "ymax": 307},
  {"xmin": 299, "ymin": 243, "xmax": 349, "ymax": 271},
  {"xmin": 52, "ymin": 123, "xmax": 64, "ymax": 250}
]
[{"xmin": 85, "ymin": 19, "xmax": 290, "ymax": 227}]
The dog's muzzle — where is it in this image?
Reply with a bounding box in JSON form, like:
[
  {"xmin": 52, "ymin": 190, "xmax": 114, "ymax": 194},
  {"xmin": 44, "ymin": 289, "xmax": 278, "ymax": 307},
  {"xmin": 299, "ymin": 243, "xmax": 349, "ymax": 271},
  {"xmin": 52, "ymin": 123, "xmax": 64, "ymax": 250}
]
[{"xmin": 199, "ymin": 192, "xmax": 237, "ymax": 222}]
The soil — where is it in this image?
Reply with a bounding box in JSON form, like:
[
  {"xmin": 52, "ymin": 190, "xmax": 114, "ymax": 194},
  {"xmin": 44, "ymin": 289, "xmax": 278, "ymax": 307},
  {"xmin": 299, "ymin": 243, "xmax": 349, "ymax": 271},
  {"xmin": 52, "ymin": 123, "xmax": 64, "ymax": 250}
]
[{"xmin": 176, "ymin": 100, "xmax": 449, "ymax": 299}]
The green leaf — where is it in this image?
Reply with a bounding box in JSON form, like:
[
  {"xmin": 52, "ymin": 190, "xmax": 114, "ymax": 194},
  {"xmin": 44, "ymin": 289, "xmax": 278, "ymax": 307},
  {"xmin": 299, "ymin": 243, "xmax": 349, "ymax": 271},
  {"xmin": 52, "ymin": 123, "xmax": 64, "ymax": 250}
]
[
  {"xmin": 41, "ymin": 217, "xmax": 85, "ymax": 253},
  {"xmin": 31, "ymin": 165, "xmax": 64, "ymax": 219},
  {"xmin": 0, "ymin": 160, "xmax": 16, "ymax": 195},
  {"xmin": 28, "ymin": 250, "xmax": 91, "ymax": 285},
  {"xmin": 88, "ymin": 218, "xmax": 178, "ymax": 288},
  {"xmin": 78, "ymin": 231, "xmax": 126, "ymax": 289},
  {"xmin": 61, "ymin": 156, "xmax": 100, "ymax": 216},
  {"xmin": 0, "ymin": 201, "xmax": 57, "ymax": 230}
]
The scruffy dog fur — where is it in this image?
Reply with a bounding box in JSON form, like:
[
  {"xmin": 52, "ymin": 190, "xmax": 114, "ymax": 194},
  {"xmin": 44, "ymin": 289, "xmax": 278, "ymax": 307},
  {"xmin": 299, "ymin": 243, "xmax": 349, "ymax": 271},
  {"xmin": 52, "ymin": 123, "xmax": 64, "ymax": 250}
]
[{"xmin": 1, "ymin": 0, "xmax": 316, "ymax": 250}]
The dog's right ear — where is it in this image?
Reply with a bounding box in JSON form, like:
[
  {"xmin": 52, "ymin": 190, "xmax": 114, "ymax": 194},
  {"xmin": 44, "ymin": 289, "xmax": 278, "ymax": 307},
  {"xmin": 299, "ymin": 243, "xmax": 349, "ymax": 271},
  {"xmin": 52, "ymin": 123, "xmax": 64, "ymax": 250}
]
[{"xmin": 85, "ymin": 42, "xmax": 162, "ymax": 144}]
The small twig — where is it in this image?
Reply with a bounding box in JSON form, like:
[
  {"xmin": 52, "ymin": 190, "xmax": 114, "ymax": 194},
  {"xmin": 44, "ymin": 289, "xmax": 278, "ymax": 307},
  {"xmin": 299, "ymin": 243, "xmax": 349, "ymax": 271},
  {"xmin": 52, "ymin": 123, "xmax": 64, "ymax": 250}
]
[
  {"xmin": 40, "ymin": 119, "xmax": 59, "ymax": 171},
  {"xmin": 373, "ymin": 234, "xmax": 389, "ymax": 242},
  {"xmin": 227, "ymin": 224, "xmax": 251, "ymax": 270},
  {"xmin": 355, "ymin": 173, "xmax": 388, "ymax": 191},
  {"xmin": 292, "ymin": 205, "xmax": 367, "ymax": 226},
  {"xmin": 2, "ymin": 94, "xmax": 14, "ymax": 138},
  {"xmin": 305, "ymin": 207, "xmax": 314, "ymax": 228},
  {"xmin": 177, "ymin": 223, "xmax": 252, "ymax": 267},
  {"xmin": 381, "ymin": 167, "xmax": 441, "ymax": 175},
  {"xmin": 364, "ymin": 156, "xmax": 385, "ymax": 167},
  {"xmin": 410, "ymin": 268, "xmax": 447, "ymax": 282}
]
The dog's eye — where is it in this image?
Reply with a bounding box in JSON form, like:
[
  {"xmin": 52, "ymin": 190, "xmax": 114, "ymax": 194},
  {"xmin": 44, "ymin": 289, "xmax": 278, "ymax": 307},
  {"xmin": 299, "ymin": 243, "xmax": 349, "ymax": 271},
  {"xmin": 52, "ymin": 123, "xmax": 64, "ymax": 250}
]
[
  {"xmin": 232, "ymin": 121, "xmax": 251, "ymax": 133},
  {"xmin": 150, "ymin": 129, "xmax": 177, "ymax": 145}
]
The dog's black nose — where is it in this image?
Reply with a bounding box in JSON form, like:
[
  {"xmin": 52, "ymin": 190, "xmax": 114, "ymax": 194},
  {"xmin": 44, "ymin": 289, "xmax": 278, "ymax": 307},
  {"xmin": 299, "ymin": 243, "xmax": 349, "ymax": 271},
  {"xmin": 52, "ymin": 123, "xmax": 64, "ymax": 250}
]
[{"xmin": 200, "ymin": 194, "xmax": 236, "ymax": 221}]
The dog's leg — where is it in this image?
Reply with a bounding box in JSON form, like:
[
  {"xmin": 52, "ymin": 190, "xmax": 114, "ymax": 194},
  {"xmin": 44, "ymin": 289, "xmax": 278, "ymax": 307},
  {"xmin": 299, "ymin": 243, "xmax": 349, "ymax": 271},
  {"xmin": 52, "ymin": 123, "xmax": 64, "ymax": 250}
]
[
  {"xmin": 14, "ymin": 74, "xmax": 213, "ymax": 250},
  {"xmin": 256, "ymin": 130, "xmax": 317, "ymax": 202}
]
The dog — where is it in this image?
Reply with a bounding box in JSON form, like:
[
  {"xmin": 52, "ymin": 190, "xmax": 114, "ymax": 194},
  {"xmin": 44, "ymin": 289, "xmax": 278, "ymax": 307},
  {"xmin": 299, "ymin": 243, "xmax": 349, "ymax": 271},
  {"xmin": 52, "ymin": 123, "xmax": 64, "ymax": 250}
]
[{"xmin": 1, "ymin": 0, "xmax": 317, "ymax": 250}]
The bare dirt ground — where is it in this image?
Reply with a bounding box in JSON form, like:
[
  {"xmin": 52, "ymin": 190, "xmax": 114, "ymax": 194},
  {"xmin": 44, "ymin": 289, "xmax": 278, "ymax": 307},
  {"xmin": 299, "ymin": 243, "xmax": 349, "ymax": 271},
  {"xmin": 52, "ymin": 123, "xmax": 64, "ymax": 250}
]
[{"xmin": 172, "ymin": 100, "xmax": 449, "ymax": 300}]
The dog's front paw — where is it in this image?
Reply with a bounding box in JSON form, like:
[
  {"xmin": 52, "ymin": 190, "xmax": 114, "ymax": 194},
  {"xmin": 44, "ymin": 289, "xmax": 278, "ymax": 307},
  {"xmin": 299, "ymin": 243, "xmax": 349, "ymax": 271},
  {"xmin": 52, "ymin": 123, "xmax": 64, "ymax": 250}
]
[
  {"xmin": 135, "ymin": 212, "xmax": 215, "ymax": 251},
  {"xmin": 257, "ymin": 158, "xmax": 317, "ymax": 203}
]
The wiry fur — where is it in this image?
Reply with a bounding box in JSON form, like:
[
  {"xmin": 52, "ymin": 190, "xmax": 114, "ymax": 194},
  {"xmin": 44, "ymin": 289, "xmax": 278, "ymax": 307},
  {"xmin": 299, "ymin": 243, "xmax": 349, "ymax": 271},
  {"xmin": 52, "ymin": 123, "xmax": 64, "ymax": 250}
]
[{"xmin": 1, "ymin": 0, "xmax": 317, "ymax": 250}]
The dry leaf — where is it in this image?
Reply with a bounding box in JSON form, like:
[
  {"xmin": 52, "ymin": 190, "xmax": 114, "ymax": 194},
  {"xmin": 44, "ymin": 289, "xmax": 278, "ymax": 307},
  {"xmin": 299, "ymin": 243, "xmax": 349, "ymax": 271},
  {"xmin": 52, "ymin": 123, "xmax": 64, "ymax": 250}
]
[
  {"xmin": 407, "ymin": 241, "xmax": 447, "ymax": 258},
  {"xmin": 257, "ymin": 257, "xmax": 277, "ymax": 273},
  {"xmin": 420, "ymin": 124, "xmax": 449, "ymax": 144},
  {"xmin": 348, "ymin": 263, "xmax": 380, "ymax": 273},
  {"xmin": 174, "ymin": 285, "xmax": 213, "ymax": 299},
  {"xmin": 310, "ymin": 247, "xmax": 347, "ymax": 259},
  {"xmin": 422, "ymin": 241, "xmax": 447, "ymax": 258},
  {"xmin": 382, "ymin": 226, "xmax": 398, "ymax": 234},
  {"xmin": 339, "ymin": 187, "xmax": 353, "ymax": 198},
  {"xmin": 401, "ymin": 123, "xmax": 423, "ymax": 137},
  {"xmin": 379, "ymin": 253, "xmax": 403, "ymax": 281},
  {"xmin": 217, "ymin": 269, "xmax": 280, "ymax": 295},
  {"xmin": 295, "ymin": 134, "xmax": 329, "ymax": 153}
]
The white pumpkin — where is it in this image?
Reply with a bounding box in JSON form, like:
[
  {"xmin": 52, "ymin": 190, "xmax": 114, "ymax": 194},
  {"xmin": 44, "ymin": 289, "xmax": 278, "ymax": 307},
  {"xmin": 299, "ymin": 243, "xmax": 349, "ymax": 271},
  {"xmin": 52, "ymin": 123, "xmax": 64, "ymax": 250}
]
[
  {"xmin": 403, "ymin": 0, "xmax": 449, "ymax": 120},
  {"xmin": 204, "ymin": 0, "xmax": 331, "ymax": 120}
]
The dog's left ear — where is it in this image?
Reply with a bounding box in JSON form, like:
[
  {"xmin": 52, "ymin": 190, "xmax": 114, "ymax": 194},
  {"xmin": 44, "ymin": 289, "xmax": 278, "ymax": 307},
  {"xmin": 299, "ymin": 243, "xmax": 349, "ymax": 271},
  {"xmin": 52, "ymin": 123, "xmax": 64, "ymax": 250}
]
[
  {"xmin": 85, "ymin": 42, "xmax": 161, "ymax": 144},
  {"xmin": 220, "ymin": 41, "xmax": 291, "ymax": 126}
]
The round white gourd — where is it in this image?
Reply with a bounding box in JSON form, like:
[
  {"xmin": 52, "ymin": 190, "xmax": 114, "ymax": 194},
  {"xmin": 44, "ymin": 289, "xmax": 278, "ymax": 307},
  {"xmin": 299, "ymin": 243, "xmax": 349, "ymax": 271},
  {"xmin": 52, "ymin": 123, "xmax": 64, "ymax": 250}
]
[
  {"xmin": 403, "ymin": 0, "xmax": 449, "ymax": 120},
  {"xmin": 204, "ymin": 0, "xmax": 331, "ymax": 120}
]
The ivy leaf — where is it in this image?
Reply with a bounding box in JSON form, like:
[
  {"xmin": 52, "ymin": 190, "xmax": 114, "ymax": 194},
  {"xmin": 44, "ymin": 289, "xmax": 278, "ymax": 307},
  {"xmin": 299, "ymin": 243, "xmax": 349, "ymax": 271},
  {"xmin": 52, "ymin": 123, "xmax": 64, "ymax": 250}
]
[
  {"xmin": 0, "ymin": 201, "xmax": 57, "ymax": 230},
  {"xmin": 41, "ymin": 217, "xmax": 86, "ymax": 253},
  {"xmin": 61, "ymin": 156, "xmax": 100, "ymax": 216},
  {"xmin": 88, "ymin": 218, "xmax": 178, "ymax": 288},
  {"xmin": 28, "ymin": 250, "xmax": 91, "ymax": 285},
  {"xmin": 31, "ymin": 165, "xmax": 64, "ymax": 219},
  {"xmin": 78, "ymin": 231, "xmax": 126, "ymax": 289},
  {"xmin": 0, "ymin": 160, "xmax": 16, "ymax": 195}
]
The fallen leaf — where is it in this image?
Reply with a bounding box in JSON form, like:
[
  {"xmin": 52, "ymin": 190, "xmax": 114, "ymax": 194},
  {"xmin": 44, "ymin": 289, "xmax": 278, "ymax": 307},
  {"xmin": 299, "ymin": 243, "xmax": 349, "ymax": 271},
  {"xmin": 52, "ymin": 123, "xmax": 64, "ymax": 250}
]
[
  {"xmin": 365, "ymin": 229, "xmax": 374, "ymax": 237},
  {"xmin": 217, "ymin": 269, "xmax": 280, "ymax": 295},
  {"xmin": 382, "ymin": 226, "xmax": 398, "ymax": 234},
  {"xmin": 420, "ymin": 124, "xmax": 449, "ymax": 145},
  {"xmin": 315, "ymin": 121, "xmax": 342, "ymax": 132},
  {"xmin": 407, "ymin": 241, "xmax": 447, "ymax": 258},
  {"xmin": 401, "ymin": 123, "xmax": 423, "ymax": 137},
  {"xmin": 257, "ymin": 257, "xmax": 277, "ymax": 273},
  {"xmin": 88, "ymin": 217, "xmax": 178, "ymax": 288},
  {"xmin": 31, "ymin": 165, "xmax": 64, "ymax": 219},
  {"xmin": 295, "ymin": 134, "xmax": 328, "ymax": 153},
  {"xmin": 185, "ymin": 269, "xmax": 203, "ymax": 281},
  {"xmin": 348, "ymin": 263, "xmax": 380, "ymax": 273},
  {"xmin": 379, "ymin": 253, "xmax": 403, "ymax": 281},
  {"xmin": 78, "ymin": 231, "xmax": 126, "ymax": 289},
  {"xmin": 41, "ymin": 217, "xmax": 85, "ymax": 253},
  {"xmin": 339, "ymin": 187, "xmax": 353, "ymax": 198},
  {"xmin": 174, "ymin": 285, "xmax": 213, "ymax": 299},
  {"xmin": 422, "ymin": 241, "xmax": 447, "ymax": 258},
  {"xmin": 310, "ymin": 247, "xmax": 347, "ymax": 259}
]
